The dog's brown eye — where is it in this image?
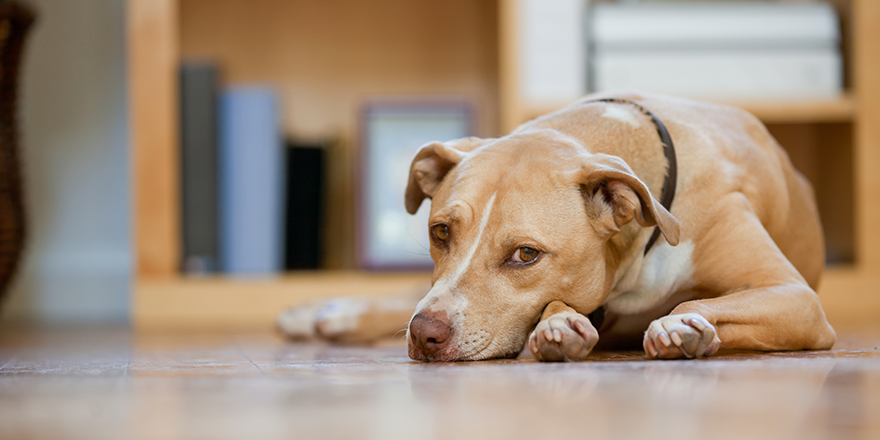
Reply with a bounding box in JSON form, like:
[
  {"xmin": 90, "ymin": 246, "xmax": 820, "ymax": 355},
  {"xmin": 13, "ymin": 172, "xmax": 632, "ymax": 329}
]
[
  {"xmin": 433, "ymin": 224, "xmax": 449, "ymax": 241},
  {"xmin": 514, "ymin": 247, "xmax": 539, "ymax": 263}
]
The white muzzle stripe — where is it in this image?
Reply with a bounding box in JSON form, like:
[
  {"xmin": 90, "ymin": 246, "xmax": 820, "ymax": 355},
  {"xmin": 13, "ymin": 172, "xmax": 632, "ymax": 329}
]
[{"xmin": 414, "ymin": 192, "xmax": 497, "ymax": 315}]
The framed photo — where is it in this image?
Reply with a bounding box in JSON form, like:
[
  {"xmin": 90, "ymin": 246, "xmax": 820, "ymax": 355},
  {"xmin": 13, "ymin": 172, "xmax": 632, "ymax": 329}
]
[{"xmin": 357, "ymin": 99, "xmax": 476, "ymax": 270}]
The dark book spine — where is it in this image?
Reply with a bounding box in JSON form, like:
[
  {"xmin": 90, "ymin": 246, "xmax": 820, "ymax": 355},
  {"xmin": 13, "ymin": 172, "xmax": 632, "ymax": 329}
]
[
  {"xmin": 284, "ymin": 144, "xmax": 325, "ymax": 270},
  {"xmin": 180, "ymin": 62, "xmax": 219, "ymax": 273}
]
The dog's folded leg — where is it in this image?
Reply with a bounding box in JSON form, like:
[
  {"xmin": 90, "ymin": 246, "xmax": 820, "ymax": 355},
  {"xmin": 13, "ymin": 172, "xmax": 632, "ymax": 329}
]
[
  {"xmin": 643, "ymin": 199, "xmax": 836, "ymax": 360},
  {"xmin": 277, "ymin": 286, "xmax": 426, "ymax": 344},
  {"xmin": 529, "ymin": 301, "xmax": 599, "ymax": 362},
  {"xmin": 277, "ymin": 301, "xmax": 324, "ymax": 340}
]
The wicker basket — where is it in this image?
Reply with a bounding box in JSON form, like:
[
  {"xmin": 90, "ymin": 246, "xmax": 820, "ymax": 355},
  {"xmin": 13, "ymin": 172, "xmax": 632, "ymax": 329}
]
[{"xmin": 0, "ymin": 1, "xmax": 34, "ymax": 306}]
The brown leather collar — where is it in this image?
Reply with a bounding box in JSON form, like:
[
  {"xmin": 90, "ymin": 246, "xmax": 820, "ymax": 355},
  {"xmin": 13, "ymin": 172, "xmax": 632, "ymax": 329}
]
[{"xmin": 581, "ymin": 98, "xmax": 678, "ymax": 256}]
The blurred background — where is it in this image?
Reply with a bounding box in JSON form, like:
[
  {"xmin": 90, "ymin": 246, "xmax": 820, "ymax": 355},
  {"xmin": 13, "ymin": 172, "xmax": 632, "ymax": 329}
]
[
  {"xmin": 1, "ymin": 0, "xmax": 129, "ymax": 324},
  {"xmin": 0, "ymin": 0, "xmax": 876, "ymax": 330}
]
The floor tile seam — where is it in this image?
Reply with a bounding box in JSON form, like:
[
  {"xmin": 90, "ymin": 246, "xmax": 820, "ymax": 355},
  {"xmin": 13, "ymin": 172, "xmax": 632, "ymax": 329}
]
[
  {"xmin": 117, "ymin": 347, "xmax": 132, "ymax": 388},
  {"xmin": 0, "ymin": 357, "xmax": 16, "ymax": 372},
  {"xmin": 231, "ymin": 336, "xmax": 265, "ymax": 375}
]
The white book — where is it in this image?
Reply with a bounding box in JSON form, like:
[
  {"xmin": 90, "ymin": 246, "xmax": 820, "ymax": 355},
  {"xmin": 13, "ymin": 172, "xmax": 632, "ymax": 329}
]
[
  {"xmin": 592, "ymin": 2, "xmax": 839, "ymax": 51},
  {"xmin": 591, "ymin": 1, "xmax": 843, "ymax": 100},
  {"xmin": 593, "ymin": 49, "xmax": 841, "ymax": 101},
  {"xmin": 519, "ymin": 0, "xmax": 588, "ymax": 105}
]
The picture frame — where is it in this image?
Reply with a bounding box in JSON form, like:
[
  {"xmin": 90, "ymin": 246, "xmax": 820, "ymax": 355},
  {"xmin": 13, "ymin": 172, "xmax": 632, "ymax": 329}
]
[{"xmin": 357, "ymin": 98, "xmax": 476, "ymax": 270}]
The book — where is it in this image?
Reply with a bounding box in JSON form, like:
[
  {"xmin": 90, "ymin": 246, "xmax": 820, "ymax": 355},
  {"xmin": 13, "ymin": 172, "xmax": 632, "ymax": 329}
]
[
  {"xmin": 592, "ymin": 2, "xmax": 839, "ymax": 51},
  {"xmin": 518, "ymin": 0, "xmax": 588, "ymax": 106},
  {"xmin": 284, "ymin": 142, "xmax": 324, "ymax": 270},
  {"xmin": 590, "ymin": 1, "xmax": 842, "ymax": 100},
  {"xmin": 593, "ymin": 49, "xmax": 842, "ymax": 101},
  {"xmin": 179, "ymin": 61, "xmax": 219, "ymax": 274},
  {"xmin": 218, "ymin": 87, "xmax": 285, "ymax": 275}
]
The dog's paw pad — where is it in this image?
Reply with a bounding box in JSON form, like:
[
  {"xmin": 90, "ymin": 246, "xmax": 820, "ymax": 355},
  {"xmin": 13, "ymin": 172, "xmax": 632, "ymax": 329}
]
[
  {"xmin": 643, "ymin": 313, "xmax": 721, "ymax": 359},
  {"xmin": 529, "ymin": 312, "xmax": 599, "ymax": 362}
]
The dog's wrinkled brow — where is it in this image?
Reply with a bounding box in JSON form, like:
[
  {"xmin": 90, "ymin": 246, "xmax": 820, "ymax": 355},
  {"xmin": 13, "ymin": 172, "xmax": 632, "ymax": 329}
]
[{"xmin": 432, "ymin": 200, "xmax": 474, "ymax": 226}]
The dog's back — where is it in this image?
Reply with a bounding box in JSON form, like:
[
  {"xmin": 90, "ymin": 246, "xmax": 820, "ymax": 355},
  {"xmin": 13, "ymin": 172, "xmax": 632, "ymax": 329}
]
[{"xmin": 521, "ymin": 90, "xmax": 824, "ymax": 288}]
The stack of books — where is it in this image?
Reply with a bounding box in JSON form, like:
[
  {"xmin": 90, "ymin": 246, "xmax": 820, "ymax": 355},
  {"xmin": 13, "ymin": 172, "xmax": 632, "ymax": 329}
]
[
  {"xmin": 179, "ymin": 62, "xmax": 325, "ymax": 276},
  {"xmin": 513, "ymin": 0, "xmax": 843, "ymax": 103},
  {"xmin": 590, "ymin": 1, "xmax": 843, "ymax": 100},
  {"xmin": 517, "ymin": 0, "xmax": 588, "ymax": 107}
]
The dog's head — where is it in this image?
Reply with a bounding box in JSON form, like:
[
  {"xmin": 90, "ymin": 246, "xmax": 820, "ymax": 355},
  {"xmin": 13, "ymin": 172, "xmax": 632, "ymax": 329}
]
[{"xmin": 404, "ymin": 129, "xmax": 679, "ymax": 361}]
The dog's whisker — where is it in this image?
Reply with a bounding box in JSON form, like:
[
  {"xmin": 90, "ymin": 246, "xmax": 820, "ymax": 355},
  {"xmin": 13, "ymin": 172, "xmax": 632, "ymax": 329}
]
[
  {"xmin": 400, "ymin": 250, "xmax": 430, "ymax": 257},
  {"xmin": 392, "ymin": 328, "xmax": 408, "ymax": 339},
  {"xmin": 392, "ymin": 321, "xmax": 412, "ymax": 340},
  {"xmin": 406, "ymin": 225, "xmax": 431, "ymax": 252}
]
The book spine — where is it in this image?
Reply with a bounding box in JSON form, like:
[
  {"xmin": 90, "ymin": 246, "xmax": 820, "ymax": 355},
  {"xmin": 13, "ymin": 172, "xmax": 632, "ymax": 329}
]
[
  {"xmin": 284, "ymin": 144, "xmax": 324, "ymax": 270},
  {"xmin": 219, "ymin": 87, "xmax": 285, "ymax": 275},
  {"xmin": 180, "ymin": 62, "xmax": 219, "ymax": 274},
  {"xmin": 593, "ymin": 49, "xmax": 843, "ymax": 101},
  {"xmin": 592, "ymin": 2, "xmax": 839, "ymax": 50},
  {"xmin": 519, "ymin": 0, "xmax": 588, "ymax": 105}
]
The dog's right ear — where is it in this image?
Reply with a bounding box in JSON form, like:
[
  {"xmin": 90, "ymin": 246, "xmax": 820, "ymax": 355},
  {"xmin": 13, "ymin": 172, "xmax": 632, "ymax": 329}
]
[
  {"xmin": 404, "ymin": 138, "xmax": 487, "ymax": 214},
  {"xmin": 579, "ymin": 153, "xmax": 680, "ymax": 246}
]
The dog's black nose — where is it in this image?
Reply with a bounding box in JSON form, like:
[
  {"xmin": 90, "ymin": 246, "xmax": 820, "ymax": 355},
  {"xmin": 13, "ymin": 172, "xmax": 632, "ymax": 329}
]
[{"xmin": 409, "ymin": 311, "xmax": 453, "ymax": 359}]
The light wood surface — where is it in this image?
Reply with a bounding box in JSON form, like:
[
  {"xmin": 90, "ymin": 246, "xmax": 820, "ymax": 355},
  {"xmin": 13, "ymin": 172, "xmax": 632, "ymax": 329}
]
[
  {"xmin": 512, "ymin": 96, "xmax": 856, "ymax": 130},
  {"xmin": 128, "ymin": 0, "xmax": 180, "ymax": 276},
  {"xmin": 180, "ymin": 0, "xmax": 498, "ymax": 141},
  {"xmin": 133, "ymin": 271, "xmax": 431, "ymax": 330},
  {"xmin": 853, "ymin": 0, "xmax": 880, "ymax": 271},
  {"xmin": 818, "ymin": 267, "xmax": 880, "ymax": 324},
  {"xmin": 767, "ymin": 122, "xmax": 854, "ymax": 264},
  {"xmin": 727, "ymin": 95, "xmax": 857, "ymax": 124},
  {"xmin": 498, "ymin": 0, "xmax": 521, "ymax": 136},
  {"xmin": 2, "ymin": 327, "xmax": 880, "ymax": 439},
  {"xmin": 132, "ymin": 267, "xmax": 878, "ymax": 332}
]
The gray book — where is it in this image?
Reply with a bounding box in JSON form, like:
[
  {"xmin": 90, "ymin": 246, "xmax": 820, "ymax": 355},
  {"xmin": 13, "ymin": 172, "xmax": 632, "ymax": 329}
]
[
  {"xmin": 219, "ymin": 87, "xmax": 284, "ymax": 275},
  {"xmin": 180, "ymin": 62, "xmax": 219, "ymax": 273}
]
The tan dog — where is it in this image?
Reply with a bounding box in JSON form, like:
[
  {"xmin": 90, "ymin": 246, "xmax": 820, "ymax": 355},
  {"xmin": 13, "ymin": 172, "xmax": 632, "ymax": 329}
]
[{"xmin": 278, "ymin": 90, "xmax": 836, "ymax": 361}]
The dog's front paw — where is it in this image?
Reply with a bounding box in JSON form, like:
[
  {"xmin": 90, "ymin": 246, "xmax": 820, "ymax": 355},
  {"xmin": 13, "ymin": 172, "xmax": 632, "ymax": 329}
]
[
  {"xmin": 529, "ymin": 312, "xmax": 599, "ymax": 362},
  {"xmin": 643, "ymin": 313, "xmax": 721, "ymax": 359}
]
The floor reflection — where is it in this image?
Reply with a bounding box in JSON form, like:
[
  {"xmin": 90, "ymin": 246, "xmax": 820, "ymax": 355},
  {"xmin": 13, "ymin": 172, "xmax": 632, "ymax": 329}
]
[{"xmin": 1, "ymin": 328, "xmax": 879, "ymax": 439}]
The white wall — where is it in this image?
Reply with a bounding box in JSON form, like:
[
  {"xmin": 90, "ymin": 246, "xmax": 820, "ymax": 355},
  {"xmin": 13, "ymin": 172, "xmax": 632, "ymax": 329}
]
[{"xmin": 1, "ymin": 0, "xmax": 130, "ymax": 323}]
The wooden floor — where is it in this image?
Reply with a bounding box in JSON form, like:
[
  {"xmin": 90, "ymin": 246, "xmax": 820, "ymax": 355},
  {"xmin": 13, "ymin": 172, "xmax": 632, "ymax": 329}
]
[{"xmin": 1, "ymin": 326, "xmax": 880, "ymax": 440}]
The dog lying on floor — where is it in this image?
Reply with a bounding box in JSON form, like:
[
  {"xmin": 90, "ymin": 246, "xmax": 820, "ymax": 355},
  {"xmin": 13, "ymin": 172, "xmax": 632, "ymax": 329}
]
[{"xmin": 278, "ymin": 90, "xmax": 836, "ymax": 361}]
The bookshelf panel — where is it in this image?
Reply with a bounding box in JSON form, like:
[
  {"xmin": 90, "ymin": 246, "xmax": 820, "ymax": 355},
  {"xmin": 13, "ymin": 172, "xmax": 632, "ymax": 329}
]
[
  {"xmin": 133, "ymin": 271, "xmax": 431, "ymax": 330},
  {"xmin": 767, "ymin": 122, "xmax": 855, "ymax": 265},
  {"xmin": 180, "ymin": 0, "xmax": 499, "ymax": 141}
]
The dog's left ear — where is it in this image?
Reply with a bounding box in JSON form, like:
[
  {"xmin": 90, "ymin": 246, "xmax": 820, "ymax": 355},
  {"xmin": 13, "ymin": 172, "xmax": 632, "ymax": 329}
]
[
  {"xmin": 579, "ymin": 153, "xmax": 681, "ymax": 246},
  {"xmin": 404, "ymin": 137, "xmax": 488, "ymax": 214}
]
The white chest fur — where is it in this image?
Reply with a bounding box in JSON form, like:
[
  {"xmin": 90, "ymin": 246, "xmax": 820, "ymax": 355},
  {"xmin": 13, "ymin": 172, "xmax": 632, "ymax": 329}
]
[{"xmin": 606, "ymin": 240, "xmax": 696, "ymax": 315}]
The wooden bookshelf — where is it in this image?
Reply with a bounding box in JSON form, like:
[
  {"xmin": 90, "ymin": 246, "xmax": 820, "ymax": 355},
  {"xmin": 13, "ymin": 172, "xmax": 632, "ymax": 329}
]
[
  {"xmin": 723, "ymin": 95, "xmax": 857, "ymax": 124},
  {"xmin": 129, "ymin": 0, "xmax": 880, "ymax": 330},
  {"xmin": 129, "ymin": 265, "xmax": 879, "ymax": 331},
  {"xmin": 134, "ymin": 271, "xmax": 431, "ymax": 330},
  {"xmin": 512, "ymin": 95, "xmax": 857, "ymax": 129}
]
